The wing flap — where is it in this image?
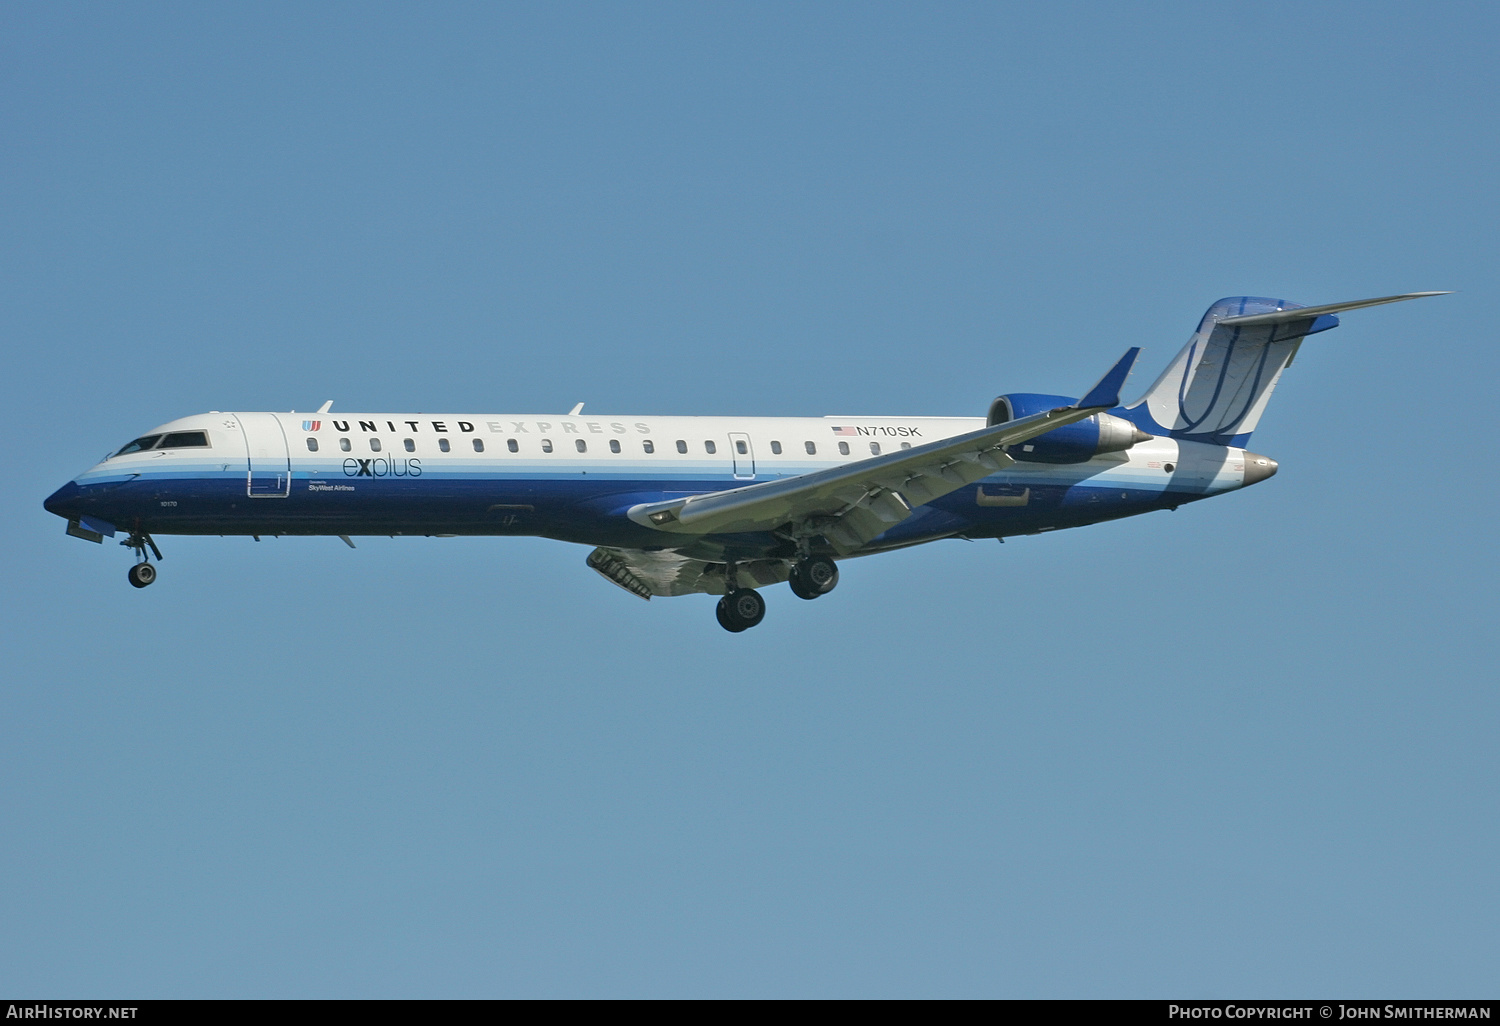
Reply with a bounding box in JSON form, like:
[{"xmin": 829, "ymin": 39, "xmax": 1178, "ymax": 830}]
[{"xmin": 587, "ymin": 547, "xmax": 792, "ymax": 597}]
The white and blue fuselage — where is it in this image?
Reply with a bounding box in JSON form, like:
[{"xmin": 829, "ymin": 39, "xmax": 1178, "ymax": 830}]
[
  {"xmin": 46, "ymin": 409, "xmax": 1263, "ymax": 552},
  {"xmin": 43, "ymin": 293, "xmax": 1444, "ymax": 631}
]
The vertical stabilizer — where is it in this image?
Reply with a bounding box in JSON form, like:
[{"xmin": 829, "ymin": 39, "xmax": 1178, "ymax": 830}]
[
  {"xmin": 1121, "ymin": 296, "xmax": 1337, "ymax": 446},
  {"xmin": 1122, "ymin": 292, "xmax": 1447, "ymax": 446}
]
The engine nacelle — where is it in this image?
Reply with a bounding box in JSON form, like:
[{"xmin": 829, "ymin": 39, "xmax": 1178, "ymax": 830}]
[{"xmin": 987, "ymin": 393, "xmax": 1152, "ymax": 463}]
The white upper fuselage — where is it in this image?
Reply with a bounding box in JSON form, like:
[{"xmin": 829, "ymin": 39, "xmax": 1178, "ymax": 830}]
[{"xmin": 75, "ymin": 410, "xmax": 1248, "ymax": 496}]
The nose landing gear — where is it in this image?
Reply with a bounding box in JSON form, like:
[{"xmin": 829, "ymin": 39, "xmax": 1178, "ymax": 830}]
[{"xmin": 122, "ymin": 531, "xmax": 162, "ymax": 589}]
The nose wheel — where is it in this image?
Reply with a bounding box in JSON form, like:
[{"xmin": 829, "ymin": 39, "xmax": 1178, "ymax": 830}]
[
  {"xmin": 788, "ymin": 556, "xmax": 838, "ymax": 600},
  {"xmin": 122, "ymin": 531, "xmax": 162, "ymax": 588},
  {"xmin": 716, "ymin": 588, "xmax": 766, "ymax": 632}
]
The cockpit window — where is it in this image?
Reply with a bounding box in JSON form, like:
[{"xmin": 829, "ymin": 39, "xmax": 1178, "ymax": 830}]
[
  {"xmin": 112, "ymin": 430, "xmax": 211, "ymax": 457},
  {"xmin": 113, "ymin": 435, "xmax": 162, "ymax": 457},
  {"xmin": 157, "ymin": 431, "xmax": 210, "ymax": 449}
]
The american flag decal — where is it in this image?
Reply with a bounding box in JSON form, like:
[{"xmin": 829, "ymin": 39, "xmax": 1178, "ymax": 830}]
[
  {"xmin": 831, "ymin": 426, "xmax": 857, "ymax": 436},
  {"xmin": 302, "ymin": 420, "xmax": 321, "ymax": 432}
]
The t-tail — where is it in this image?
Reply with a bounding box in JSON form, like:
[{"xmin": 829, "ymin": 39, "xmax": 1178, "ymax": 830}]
[{"xmin": 1120, "ymin": 292, "xmax": 1450, "ymax": 447}]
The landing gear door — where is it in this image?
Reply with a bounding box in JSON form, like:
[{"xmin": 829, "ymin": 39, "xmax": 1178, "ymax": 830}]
[
  {"xmin": 239, "ymin": 413, "xmax": 292, "ymax": 498},
  {"xmin": 728, "ymin": 432, "xmax": 755, "ymax": 480}
]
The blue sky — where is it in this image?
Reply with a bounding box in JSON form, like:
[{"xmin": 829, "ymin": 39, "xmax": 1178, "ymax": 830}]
[{"xmin": 3, "ymin": 2, "xmax": 1496, "ymax": 997}]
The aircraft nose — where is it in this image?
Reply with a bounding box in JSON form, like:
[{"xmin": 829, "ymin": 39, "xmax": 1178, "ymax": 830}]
[
  {"xmin": 1242, "ymin": 452, "xmax": 1279, "ymax": 486},
  {"xmin": 43, "ymin": 481, "xmax": 83, "ymax": 519}
]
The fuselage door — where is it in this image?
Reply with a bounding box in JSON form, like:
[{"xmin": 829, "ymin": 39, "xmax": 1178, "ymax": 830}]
[
  {"xmin": 728, "ymin": 432, "xmax": 755, "ymax": 479},
  {"xmin": 239, "ymin": 413, "xmax": 292, "ymax": 498}
]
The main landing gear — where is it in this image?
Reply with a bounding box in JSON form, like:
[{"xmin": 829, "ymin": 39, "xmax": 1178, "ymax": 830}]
[
  {"xmin": 788, "ymin": 556, "xmax": 838, "ymax": 601},
  {"xmin": 713, "ymin": 559, "xmax": 768, "ymax": 633},
  {"xmin": 122, "ymin": 531, "xmax": 162, "ymax": 589},
  {"xmin": 716, "ymin": 588, "xmax": 766, "ymax": 633},
  {"xmin": 713, "ymin": 555, "xmax": 841, "ymax": 632}
]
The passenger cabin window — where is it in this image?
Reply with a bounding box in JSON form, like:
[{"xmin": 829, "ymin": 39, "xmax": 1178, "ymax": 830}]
[
  {"xmin": 609, "ymin": 439, "xmax": 621, "ymax": 453},
  {"xmin": 805, "ymin": 441, "xmax": 816, "ymax": 455},
  {"xmin": 676, "ymin": 440, "xmax": 687, "ymax": 454},
  {"xmin": 900, "ymin": 442, "xmax": 912, "ymax": 450},
  {"xmin": 735, "ymin": 440, "xmax": 747, "ymax": 455},
  {"xmin": 770, "ymin": 441, "xmax": 782, "ymax": 455},
  {"xmin": 158, "ymin": 431, "xmax": 210, "ymax": 448},
  {"xmin": 306, "ymin": 437, "xmax": 319, "ymax": 452},
  {"xmin": 870, "ymin": 441, "xmax": 880, "ymax": 455},
  {"xmin": 113, "ymin": 435, "xmax": 161, "ymax": 457},
  {"xmin": 576, "ymin": 439, "xmax": 587, "ymax": 453},
  {"xmin": 705, "ymin": 440, "xmax": 716, "ymax": 454},
  {"xmin": 507, "ymin": 438, "xmax": 518, "ymax": 453},
  {"xmin": 643, "ymin": 440, "xmax": 655, "ymax": 454},
  {"xmin": 838, "ymin": 441, "xmax": 850, "ymax": 456},
  {"xmin": 404, "ymin": 438, "xmax": 415, "ymax": 452},
  {"xmin": 370, "ymin": 438, "xmax": 382, "ymax": 452},
  {"xmin": 439, "ymin": 438, "xmax": 451, "ymax": 453},
  {"xmin": 473, "ymin": 438, "xmax": 484, "ymax": 452},
  {"xmin": 541, "ymin": 439, "xmax": 553, "ymax": 453},
  {"xmin": 339, "ymin": 438, "xmax": 351, "ymax": 452}
]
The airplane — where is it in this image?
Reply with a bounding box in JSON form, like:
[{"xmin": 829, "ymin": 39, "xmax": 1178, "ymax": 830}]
[{"xmin": 44, "ymin": 292, "xmax": 1447, "ymax": 632}]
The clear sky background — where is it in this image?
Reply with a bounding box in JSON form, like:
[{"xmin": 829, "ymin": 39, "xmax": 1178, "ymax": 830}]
[{"xmin": 3, "ymin": 1, "xmax": 1496, "ymax": 998}]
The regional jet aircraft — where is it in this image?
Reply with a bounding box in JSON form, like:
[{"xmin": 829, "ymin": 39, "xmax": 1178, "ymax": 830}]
[{"xmin": 44, "ymin": 293, "xmax": 1445, "ymax": 631}]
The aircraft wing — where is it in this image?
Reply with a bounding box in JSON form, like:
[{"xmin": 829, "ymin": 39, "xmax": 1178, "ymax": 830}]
[
  {"xmin": 626, "ymin": 347, "xmax": 1142, "ymax": 553},
  {"xmin": 586, "ymin": 547, "xmax": 792, "ymax": 598}
]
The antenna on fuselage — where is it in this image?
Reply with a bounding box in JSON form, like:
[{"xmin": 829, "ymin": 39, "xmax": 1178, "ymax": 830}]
[
  {"xmin": 569, "ymin": 403, "xmax": 585, "ymax": 415},
  {"xmin": 318, "ymin": 400, "xmax": 334, "ymax": 413}
]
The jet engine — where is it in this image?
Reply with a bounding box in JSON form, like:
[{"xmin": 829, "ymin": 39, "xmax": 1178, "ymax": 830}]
[{"xmin": 988, "ymin": 393, "xmax": 1152, "ymax": 463}]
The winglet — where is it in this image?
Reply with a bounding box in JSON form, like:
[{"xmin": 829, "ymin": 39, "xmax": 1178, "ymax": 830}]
[{"xmin": 1077, "ymin": 347, "xmax": 1141, "ymax": 409}]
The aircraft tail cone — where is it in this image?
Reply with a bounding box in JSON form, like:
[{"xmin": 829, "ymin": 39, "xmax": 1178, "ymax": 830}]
[{"xmin": 1243, "ymin": 452, "xmax": 1278, "ymax": 486}]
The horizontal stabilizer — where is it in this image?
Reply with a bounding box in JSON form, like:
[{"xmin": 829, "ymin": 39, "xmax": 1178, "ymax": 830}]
[{"xmin": 1218, "ymin": 291, "xmax": 1450, "ymax": 326}]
